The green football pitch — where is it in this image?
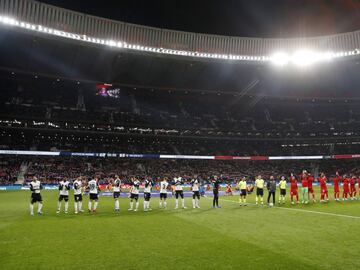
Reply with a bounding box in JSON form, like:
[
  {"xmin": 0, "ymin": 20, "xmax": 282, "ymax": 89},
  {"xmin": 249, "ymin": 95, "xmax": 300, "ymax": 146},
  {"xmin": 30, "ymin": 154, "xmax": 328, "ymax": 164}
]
[{"xmin": 1, "ymin": 189, "xmax": 360, "ymax": 270}]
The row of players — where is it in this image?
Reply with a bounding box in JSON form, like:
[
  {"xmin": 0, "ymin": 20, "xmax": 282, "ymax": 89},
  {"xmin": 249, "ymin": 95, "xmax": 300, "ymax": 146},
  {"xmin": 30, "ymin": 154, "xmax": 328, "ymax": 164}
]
[
  {"xmin": 28, "ymin": 171, "xmax": 358, "ymax": 215},
  {"xmin": 249, "ymin": 171, "xmax": 360, "ymax": 206},
  {"xmin": 29, "ymin": 175, "xmax": 222, "ymax": 215}
]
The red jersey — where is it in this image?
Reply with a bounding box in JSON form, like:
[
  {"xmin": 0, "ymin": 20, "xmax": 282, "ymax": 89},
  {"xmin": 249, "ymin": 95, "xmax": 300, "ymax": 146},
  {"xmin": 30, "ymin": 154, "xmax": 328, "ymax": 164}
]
[
  {"xmin": 307, "ymin": 176, "xmax": 314, "ymax": 189},
  {"xmin": 290, "ymin": 177, "xmax": 298, "ymax": 190},
  {"xmin": 301, "ymin": 176, "xmax": 308, "ymax": 188},
  {"xmin": 350, "ymin": 178, "xmax": 356, "ymax": 188},
  {"xmin": 343, "ymin": 178, "xmax": 350, "ymax": 191},
  {"xmin": 334, "ymin": 177, "xmax": 340, "ymax": 191},
  {"xmin": 319, "ymin": 176, "xmax": 327, "ymax": 189}
]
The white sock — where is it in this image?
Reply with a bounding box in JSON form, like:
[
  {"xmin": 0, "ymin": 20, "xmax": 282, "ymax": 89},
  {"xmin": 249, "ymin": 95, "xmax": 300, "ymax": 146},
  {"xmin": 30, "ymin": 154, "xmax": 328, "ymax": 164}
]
[
  {"xmin": 144, "ymin": 201, "xmax": 147, "ymax": 210},
  {"xmin": 164, "ymin": 201, "xmax": 167, "ymax": 208},
  {"xmin": 196, "ymin": 199, "xmax": 199, "ymax": 207},
  {"xmin": 88, "ymin": 201, "xmax": 92, "ymax": 211},
  {"xmin": 159, "ymin": 201, "xmax": 163, "ymax": 208},
  {"xmin": 78, "ymin": 201, "xmax": 82, "ymax": 211},
  {"xmin": 74, "ymin": 202, "xmax": 78, "ymax": 213},
  {"xmin": 175, "ymin": 199, "xmax": 179, "ymax": 208},
  {"xmin": 182, "ymin": 199, "xmax": 185, "ymax": 208},
  {"xmin": 94, "ymin": 201, "xmax": 98, "ymax": 210},
  {"xmin": 115, "ymin": 200, "xmax": 119, "ymax": 210},
  {"xmin": 57, "ymin": 201, "xmax": 61, "ymax": 211},
  {"xmin": 192, "ymin": 199, "xmax": 195, "ymax": 208},
  {"xmin": 38, "ymin": 203, "xmax": 43, "ymax": 213},
  {"xmin": 64, "ymin": 202, "xmax": 68, "ymax": 212},
  {"xmin": 130, "ymin": 201, "xmax": 133, "ymax": 209},
  {"xmin": 30, "ymin": 204, "xmax": 34, "ymax": 215},
  {"xmin": 135, "ymin": 201, "xmax": 139, "ymax": 210}
]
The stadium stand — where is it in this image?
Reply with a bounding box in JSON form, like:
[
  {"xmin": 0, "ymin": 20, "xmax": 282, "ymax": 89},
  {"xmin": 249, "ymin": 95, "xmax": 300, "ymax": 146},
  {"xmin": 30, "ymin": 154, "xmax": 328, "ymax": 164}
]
[{"xmin": 1, "ymin": 71, "xmax": 360, "ymax": 156}]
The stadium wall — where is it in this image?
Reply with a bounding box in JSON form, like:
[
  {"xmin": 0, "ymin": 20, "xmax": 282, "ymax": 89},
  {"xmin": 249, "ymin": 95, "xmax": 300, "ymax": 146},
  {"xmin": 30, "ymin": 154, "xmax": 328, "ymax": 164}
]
[{"xmin": 0, "ymin": 150, "xmax": 359, "ymax": 160}]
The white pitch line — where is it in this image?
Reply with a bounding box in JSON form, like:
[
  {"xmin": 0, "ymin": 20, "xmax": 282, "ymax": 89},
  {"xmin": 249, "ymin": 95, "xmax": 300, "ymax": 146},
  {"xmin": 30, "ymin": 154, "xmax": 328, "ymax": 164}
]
[{"xmin": 219, "ymin": 198, "xmax": 360, "ymax": 220}]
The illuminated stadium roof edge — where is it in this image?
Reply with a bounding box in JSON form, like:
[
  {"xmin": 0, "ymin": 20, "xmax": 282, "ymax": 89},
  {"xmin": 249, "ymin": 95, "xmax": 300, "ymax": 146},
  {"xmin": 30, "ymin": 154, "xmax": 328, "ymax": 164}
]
[{"xmin": 0, "ymin": 13, "xmax": 360, "ymax": 67}]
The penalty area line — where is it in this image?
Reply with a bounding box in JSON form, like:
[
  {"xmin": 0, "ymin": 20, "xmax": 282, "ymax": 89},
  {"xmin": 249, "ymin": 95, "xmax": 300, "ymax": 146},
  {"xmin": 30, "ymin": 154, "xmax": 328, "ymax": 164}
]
[{"xmin": 219, "ymin": 198, "xmax": 360, "ymax": 220}]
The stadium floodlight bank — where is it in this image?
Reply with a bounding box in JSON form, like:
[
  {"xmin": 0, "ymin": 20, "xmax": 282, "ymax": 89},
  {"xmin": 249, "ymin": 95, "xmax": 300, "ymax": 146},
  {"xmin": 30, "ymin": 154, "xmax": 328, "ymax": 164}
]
[
  {"xmin": 0, "ymin": 14, "xmax": 359, "ymax": 67},
  {"xmin": 1, "ymin": 0, "xmax": 360, "ymax": 67}
]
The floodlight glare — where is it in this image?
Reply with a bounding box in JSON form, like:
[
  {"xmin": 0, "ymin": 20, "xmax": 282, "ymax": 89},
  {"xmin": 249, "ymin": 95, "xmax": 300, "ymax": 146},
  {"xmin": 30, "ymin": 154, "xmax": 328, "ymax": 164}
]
[
  {"xmin": 292, "ymin": 50, "xmax": 317, "ymax": 67},
  {"xmin": 270, "ymin": 52, "xmax": 289, "ymax": 66}
]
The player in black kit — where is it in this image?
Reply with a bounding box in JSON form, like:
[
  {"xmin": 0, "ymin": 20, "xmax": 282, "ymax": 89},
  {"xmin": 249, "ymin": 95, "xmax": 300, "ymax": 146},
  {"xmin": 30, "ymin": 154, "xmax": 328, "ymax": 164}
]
[{"xmin": 212, "ymin": 175, "xmax": 221, "ymax": 208}]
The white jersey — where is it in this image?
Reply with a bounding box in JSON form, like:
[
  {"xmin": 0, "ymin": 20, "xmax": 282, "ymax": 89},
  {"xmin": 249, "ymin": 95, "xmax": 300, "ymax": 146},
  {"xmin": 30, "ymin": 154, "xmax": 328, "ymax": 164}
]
[
  {"xmin": 88, "ymin": 179, "xmax": 99, "ymax": 194},
  {"xmin": 59, "ymin": 180, "xmax": 70, "ymax": 196},
  {"xmin": 130, "ymin": 180, "xmax": 140, "ymax": 195},
  {"xmin": 174, "ymin": 177, "xmax": 184, "ymax": 191},
  {"xmin": 113, "ymin": 178, "xmax": 121, "ymax": 192},
  {"xmin": 191, "ymin": 179, "xmax": 200, "ymax": 192},
  {"xmin": 30, "ymin": 180, "xmax": 42, "ymax": 194},
  {"xmin": 160, "ymin": 181, "xmax": 169, "ymax": 193},
  {"xmin": 144, "ymin": 180, "xmax": 152, "ymax": 193},
  {"xmin": 73, "ymin": 180, "xmax": 83, "ymax": 195}
]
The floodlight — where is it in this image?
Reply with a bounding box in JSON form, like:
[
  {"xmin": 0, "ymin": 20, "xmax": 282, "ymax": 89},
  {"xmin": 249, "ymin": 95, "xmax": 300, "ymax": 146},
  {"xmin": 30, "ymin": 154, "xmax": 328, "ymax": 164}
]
[
  {"xmin": 270, "ymin": 52, "xmax": 289, "ymax": 66},
  {"xmin": 292, "ymin": 50, "xmax": 317, "ymax": 67}
]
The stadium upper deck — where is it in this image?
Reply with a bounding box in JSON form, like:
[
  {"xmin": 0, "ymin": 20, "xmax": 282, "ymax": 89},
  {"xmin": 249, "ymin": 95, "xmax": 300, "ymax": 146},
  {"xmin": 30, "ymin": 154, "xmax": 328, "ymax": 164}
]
[{"xmin": 1, "ymin": 0, "xmax": 360, "ymax": 63}]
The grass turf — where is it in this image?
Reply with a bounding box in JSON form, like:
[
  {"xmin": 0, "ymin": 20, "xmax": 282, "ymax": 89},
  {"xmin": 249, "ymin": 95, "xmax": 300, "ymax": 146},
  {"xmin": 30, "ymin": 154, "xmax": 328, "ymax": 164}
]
[{"xmin": 0, "ymin": 188, "xmax": 360, "ymax": 270}]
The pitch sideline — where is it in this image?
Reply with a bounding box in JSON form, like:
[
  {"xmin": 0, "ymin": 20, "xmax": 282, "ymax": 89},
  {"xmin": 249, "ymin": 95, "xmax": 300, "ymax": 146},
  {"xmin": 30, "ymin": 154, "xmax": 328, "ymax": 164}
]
[{"xmin": 215, "ymin": 197, "xmax": 360, "ymax": 220}]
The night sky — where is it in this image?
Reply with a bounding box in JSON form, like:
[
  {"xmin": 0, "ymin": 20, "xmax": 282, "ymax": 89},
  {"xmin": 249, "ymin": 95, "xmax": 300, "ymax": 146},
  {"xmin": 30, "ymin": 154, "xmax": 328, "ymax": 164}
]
[{"xmin": 39, "ymin": 0, "xmax": 360, "ymax": 38}]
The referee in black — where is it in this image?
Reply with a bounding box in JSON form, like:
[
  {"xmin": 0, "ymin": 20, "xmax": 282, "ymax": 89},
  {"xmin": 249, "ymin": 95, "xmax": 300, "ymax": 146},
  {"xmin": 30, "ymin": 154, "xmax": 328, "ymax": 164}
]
[
  {"xmin": 212, "ymin": 175, "xmax": 221, "ymax": 208},
  {"xmin": 267, "ymin": 175, "xmax": 276, "ymax": 207}
]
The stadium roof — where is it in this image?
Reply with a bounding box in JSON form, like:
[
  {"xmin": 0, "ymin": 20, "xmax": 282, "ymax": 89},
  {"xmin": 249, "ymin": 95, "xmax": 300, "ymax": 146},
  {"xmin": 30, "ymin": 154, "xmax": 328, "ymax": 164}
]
[{"xmin": 40, "ymin": 0, "xmax": 360, "ymax": 38}]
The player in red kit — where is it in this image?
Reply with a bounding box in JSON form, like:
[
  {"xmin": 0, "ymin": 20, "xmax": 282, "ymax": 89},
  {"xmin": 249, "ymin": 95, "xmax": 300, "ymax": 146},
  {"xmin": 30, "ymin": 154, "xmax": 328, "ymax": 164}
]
[
  {"xmin": 333, "ymin": 172, "xmax": 341, "ymax": 201},
  {"xmin": 307, "ymin": 174, "xmax": 316, "ymax": 203},
  {"xmin": 349, "ymin": 175, "xmax": 357, "ymax": 200},
  {"xmin": 290, "ymin": 173, "xmax": 299, "ymax": 205},
  {"xmin": 318, "ymin": 173, "xmax": 328, "ymax": 202},
  {"xmin": 342, "ymin": 174, "xmax": 349, "ymax": 201},
  {"xmin": 301, "ymin": 170, "xmax": 309, "ymax": 204}
]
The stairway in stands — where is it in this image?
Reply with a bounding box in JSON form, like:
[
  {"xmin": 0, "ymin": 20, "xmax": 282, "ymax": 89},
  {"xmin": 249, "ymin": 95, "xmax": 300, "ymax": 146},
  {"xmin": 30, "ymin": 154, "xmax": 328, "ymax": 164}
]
[{"xmin": 15, "ymin": 161, "xmax": 29, "ymax": 184}]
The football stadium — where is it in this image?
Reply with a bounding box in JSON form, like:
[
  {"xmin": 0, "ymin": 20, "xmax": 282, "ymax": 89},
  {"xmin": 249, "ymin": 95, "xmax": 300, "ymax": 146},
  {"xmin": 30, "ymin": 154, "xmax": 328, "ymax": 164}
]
[{"xmin": 1, "ymin": 0, "xmax": 360, "ymax": 269}]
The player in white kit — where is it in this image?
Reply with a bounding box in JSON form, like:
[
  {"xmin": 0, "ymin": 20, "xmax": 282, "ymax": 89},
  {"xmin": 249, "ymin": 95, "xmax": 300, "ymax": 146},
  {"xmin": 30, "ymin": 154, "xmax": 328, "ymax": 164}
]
[
  {"xmin": 88, "ymin": 177, "xmax": 100, "ymax": 213},
  {"xmin": 57, "ymin": 178, "xmax": 70, "ymax": 214},
  {"xmin": 159, "ymin": 177, "xmax": 169, "ymax": 209},
  {"xmin": 113, "ymin": 175, "xmax": 121, "ymax": 212},
  {"xmin": 73, "ymin": 177, "xmax": 84, "ymax": 214},
  {"xmin": 29, "ymin": 176, "xmax": 43, "ymax": 215},
  {"xmin": 191, "ymin": 176, "xmax": 201, "ymax": 209},
  {"xmin": 128, "ymin": 177, "xmax": 140, "ymax": 212},
  {"xmin": 174, "ymin": 176, "xmax": 186, "ymax": 209}
]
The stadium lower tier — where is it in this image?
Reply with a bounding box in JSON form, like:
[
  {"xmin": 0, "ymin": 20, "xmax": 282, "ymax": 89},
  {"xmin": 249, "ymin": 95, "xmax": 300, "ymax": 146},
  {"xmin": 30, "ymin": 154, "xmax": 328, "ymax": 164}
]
[
  {"xmin": 1, "ymin": 128, "xmax": 360, "ymax": 156},
  {"xmin": 1, "ymin": 156, "xmax": 360, "ymax": 184}
]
